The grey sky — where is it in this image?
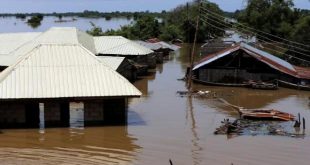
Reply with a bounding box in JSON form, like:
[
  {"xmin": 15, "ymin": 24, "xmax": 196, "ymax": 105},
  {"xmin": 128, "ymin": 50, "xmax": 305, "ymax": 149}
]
[{"xmin": 0, "ymin": 0, "xmax": 309, "ymax": 13}]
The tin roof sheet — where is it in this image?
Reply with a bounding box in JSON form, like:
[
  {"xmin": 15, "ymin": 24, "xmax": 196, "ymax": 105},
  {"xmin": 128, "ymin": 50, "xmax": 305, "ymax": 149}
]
[
  {"xmin": 0, "ymin": 44, "xmax": 141, "ymax": 99},
  {"xmin": 135, "ymin": 40, "xmax": 162, "ymax": 50},
  {"xmin": 94, "ymin": 36, "xmax": 153, "ymax": 56},
  {"xmin": 193, "ymin": 43, "xmax": 303, "ymax": 79},
  {"xmin": 0, "ymin": 27, "xmax": 97, "ymax": 67},
  {"xmin": 0, "ymin": 32, "xmax": 41, "ymax": 55},
  {"xmin": 97, "ymin": 56, "xmax": 125, "ymax": 70}
]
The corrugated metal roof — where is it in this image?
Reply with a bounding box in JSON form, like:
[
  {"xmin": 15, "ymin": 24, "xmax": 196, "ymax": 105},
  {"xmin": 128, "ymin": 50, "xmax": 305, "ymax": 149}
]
[
  {"xmin": 193, "ymin": 43, "xmax": 301, "ymax": 79},
  {"xmin": 35, "ymin": 27, "xmax": 97, "ymax": 54},
  {"xmin": 0, "ymin": 32, "xmax": 41, "ymax": 55},
  {"xmin": 193, "ymin": 45, "xmax": 241, "ymax": 70},
  {"xmin": 135, "ymin": 40, "xmax": 180, "ymax": 51},
  {"xmin": 294, "ymin": 66, "xmax": 310, "ymax": 79},
  {"xmin": 94, "ymin": 36, "xmax": 153, "ymax": 56},
  {"xmin": 241, "ymin": 43, "xmax": 295, "ymax": 71},
  {"xmin": 97, "ymin": 56, "xmax": 125, "ymax": 70},
  {"xmin": 157, "ymin": 41, "xmax": 180, "ymax": 51},
  {"xmin": 135, "ymin": 40, "xmax": 162, "ymax": 50},
  {"xmin": 0, "ymin": 44, "xmax": 141, "ymax": 99},
  {"xmin": 0, "ymin": 27, "xmax": 97, "ymax": 67}
]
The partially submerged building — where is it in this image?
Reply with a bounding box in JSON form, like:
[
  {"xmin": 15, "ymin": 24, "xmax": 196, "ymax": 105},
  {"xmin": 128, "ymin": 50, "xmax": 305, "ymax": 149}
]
[
  {"xmin": 193, "ymin": 43, "xmax": 310, "ymax": 89},
  {"xmin": 0, "ymin": 43, "xmax": 141, "ymax": 128},
  {"xmin": 0, "ymin": 27, "xmax": 143, "ymax": 128},
  {"xmin": 98, "ymin": 56, "xmax": 137, "ymax": 81},
  {"xmin": 0, "ymin": 27, "xmax": 97, "ymax": 70},
  {"xmin": 135, "ymin": 40, "xmax": 180, "ymax": 63},
  {"xmin": 0, "ymin": 32, "xmax": 42, "ymax": 71},
  {"xmin": 141, "ymin": 39, "xmax": 180, "ymax": 54},
  {"xmin": 94, "ymin": 36, "xmax": 156, "ymax": 69},
  {"xmin": 0, "ymin": 27, "xmax": 155, "ymax": 80}
]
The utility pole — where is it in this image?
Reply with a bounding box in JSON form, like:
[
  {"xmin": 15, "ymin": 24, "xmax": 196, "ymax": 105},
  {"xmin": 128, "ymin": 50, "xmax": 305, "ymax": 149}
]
[{"xmin": 187, "ymin": 0, "xmax": 202, "ymax": 91}]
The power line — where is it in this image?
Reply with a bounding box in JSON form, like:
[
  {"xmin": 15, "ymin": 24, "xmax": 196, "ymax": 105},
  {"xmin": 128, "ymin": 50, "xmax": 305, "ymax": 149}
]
[
  {"xmin": 199, "ymin": 9, "xmax": 310, "ymax": 59},
  {"xmin": 203, "ymin": 14, "xmax": 310, "ymax": 60},
  {"xmin": 199, "ymin": 18, "xmax": 310, "ymax": 64},
  {"xmin": 200, "ymin": 0, "xmax": 310, "ymax": 48},
  {"xmin": 200, "ymin": 7, "xmax": 310, "ymax": 53}
]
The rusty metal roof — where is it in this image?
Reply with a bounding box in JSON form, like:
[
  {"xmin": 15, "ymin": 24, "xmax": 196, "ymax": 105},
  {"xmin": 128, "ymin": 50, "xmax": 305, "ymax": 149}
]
[
  {"xmin": 294, "ymin": 66, "xmax": 310, "ymax": 79},
  {"xmin": 193, "ymin": 43, "xmax": 310, "ymax": 79}
]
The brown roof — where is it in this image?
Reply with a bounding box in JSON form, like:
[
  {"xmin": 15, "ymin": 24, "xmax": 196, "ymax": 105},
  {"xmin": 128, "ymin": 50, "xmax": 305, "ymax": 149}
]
[
  {"xmin": 194, "ymin": 43, "xmax": 310, "ymax": 80},
  {"xmin": 294, "ymin": 66, "xmax": 310, "ymax": 79}
]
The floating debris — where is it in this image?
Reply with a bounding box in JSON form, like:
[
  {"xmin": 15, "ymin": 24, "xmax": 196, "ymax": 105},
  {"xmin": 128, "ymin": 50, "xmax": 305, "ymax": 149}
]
[
  {"xmin": 176, "ymin": 90, "xmax": 213, "ymax": 98},
  {"xmin": 246, "ymin": 80, "xmax": 278, "ymax": 90},
  {"xmin": 214, "ymin": 119, "xmax": 305, "ymax": 138},
  {"xmin": 218, "ymin": 98, "xmax": 295, "ymax": 121}
]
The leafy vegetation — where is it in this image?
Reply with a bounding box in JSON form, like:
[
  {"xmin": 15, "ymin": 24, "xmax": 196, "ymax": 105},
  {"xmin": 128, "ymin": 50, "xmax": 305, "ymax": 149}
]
[
  {"xmin": 87, "ymin": 1, "xmax": 225, "ymax": 43},
  {"xmin": 236, "ymin": 0, "xmax": 310, "ymax": 43},
  {"xmin": 27, "ymin": 14, "xmax": 44, "ymax": 28},
  {"xmin": 235, "ymin": 0, "xmax": 310, "ymax": 65}
]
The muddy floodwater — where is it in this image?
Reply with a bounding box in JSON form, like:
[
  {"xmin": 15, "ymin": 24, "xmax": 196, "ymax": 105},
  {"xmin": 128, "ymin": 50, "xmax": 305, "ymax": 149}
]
[{"xmin": 0, "ymin": 45, "xmax": 310, "ymax": 165}]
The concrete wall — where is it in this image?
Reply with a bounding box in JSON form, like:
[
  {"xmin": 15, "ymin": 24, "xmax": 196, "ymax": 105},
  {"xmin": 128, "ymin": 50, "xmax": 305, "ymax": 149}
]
[
  {"xmin": 0, "ymin": 98, "xmax": 128, "ymax": 128},
  {"xmin": 84, "ymin": 98, "xmax": 127, "ymax": 126},
  {"xmin": 103, "ymin": 98, "xmax": 127, "ymax": 125},
  {"xmin": 44, "ymin": 102, "xmax": 61, "ymax": 123},
  {"xmin": 84, "ymin": 101, "xmax": 104, "ymax": 126},
  {"xmin": 0, "ymin": 103, "xmax": 26, "ymax": 128},
  {"xmin": 44, "ymin": 102, "xmax": 69, "ymax": 128}
]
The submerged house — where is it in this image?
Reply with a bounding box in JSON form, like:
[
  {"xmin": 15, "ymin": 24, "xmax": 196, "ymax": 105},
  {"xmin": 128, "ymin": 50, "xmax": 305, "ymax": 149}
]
[
  {"xmin": 0, "ymin": 32, "xmax": 42, "ymax": 71},
  {"xmin": 98, "ymin": 56, "xmax": 137, "ymax": 81},
  {"xmin": 0, "ymin": 27, "xmax": 97, "ymax": 70},
  {"xmin": 135, "ymin": 40, "xmax": 164, "ymax": 63},
  {"xmin": 0, "ymin": 27, "xmax": 154, "ymax": 80},
  {"xmin": 94, "ymin": 36, "xmax": 156, "ymax": 69},
  {"xmin": 0, "ymin": 27, "xmax": 142, "ymax": 128},
  {"xmin": 135, "ymin": 40, "xmax": 180, "ymax": 63},
  {"xmin": 0, "ymin": 43, "xmax": 141, "ymax": 128},
  {"xmin": 193, "ymin": 43, "xmax": 310, "ymax": 89}
]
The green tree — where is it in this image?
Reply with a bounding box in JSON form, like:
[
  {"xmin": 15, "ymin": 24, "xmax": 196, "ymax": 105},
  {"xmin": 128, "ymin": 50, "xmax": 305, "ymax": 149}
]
[
  {"xmin": 131, "ymin": 15, "xmax": 161, "ymax": 40},
  {"xmin": 86, "ymin": 22, "xmax": 104, "ymax": 36},
  {"xmin": 159, "ymin": 24, "xmax": 181, "ymax": 41},
  {"xmin": 291, "ymin": 16, "xmax": 310, "ymax": 44},
  {"xmin": 237, "ymin": 0, "xmax": 295, "ymax": 40},
  {"xmin": 166, "ymin": 1, "xmax": 225, "ymax": 42},
  {"xmin": 27, "ymin": 14, "xmax": 44, "ymax": 28},
  {"xmin": 57, "ymin": 14, "xmax": 63, "ymax": 21}
]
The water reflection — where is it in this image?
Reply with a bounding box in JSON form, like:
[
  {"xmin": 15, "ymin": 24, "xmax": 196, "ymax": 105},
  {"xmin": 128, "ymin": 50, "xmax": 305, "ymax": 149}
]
[
  {"xmin": 0, "ymin": 126, "xmax": 140, "ymax": 164},
  {"xmin": 187, "ymin": 96, "xmax": 202, "ymax": 165}
]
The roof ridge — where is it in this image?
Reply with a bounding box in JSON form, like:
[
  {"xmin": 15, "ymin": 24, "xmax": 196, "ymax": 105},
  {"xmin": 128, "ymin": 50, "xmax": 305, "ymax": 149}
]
[
  {"xmin": 0, "ymin": 43, "xmax": 142, "ymax": 98},
  {"xmin": 0, "ymin": 44, "xmax": 43, "ymax": 82},
  {"xmin": 5, "ymin": 30, "xmax": 48, "ymax": 55}
]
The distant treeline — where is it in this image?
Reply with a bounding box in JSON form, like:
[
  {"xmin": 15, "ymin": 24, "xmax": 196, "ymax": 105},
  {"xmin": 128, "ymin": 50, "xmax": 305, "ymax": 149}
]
[{"xmin": 0, "ymin": 10, "xmax": 167, "ymax": 20}]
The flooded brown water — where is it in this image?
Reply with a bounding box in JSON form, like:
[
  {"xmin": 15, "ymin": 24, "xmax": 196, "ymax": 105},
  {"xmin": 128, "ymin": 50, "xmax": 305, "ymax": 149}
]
[{"xmin": 1, "ymin": 45, "xmax": 310, "ymax": 165}]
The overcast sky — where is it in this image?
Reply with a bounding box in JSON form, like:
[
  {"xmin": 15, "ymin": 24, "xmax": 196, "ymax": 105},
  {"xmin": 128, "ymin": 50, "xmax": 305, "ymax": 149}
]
[{"xmin": 0, "ymin": 0, "xmax": 309, "ymax": 13}]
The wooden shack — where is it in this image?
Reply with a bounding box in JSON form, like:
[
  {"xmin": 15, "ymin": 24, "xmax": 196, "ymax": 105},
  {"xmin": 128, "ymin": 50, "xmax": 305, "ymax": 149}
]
[
  {"xmin": 0, "ymin": 44, "xmax": 141, "ymax": 128},
  {"xmin": 193, "ymin": 43, "xmax": 310, "ymax": 89}
]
